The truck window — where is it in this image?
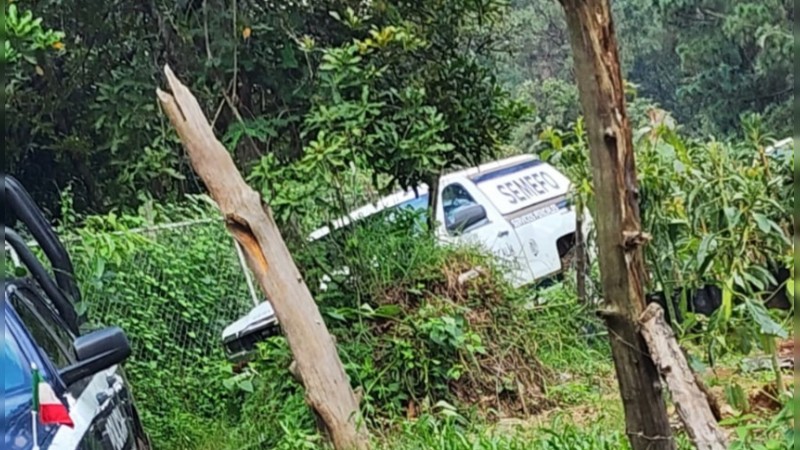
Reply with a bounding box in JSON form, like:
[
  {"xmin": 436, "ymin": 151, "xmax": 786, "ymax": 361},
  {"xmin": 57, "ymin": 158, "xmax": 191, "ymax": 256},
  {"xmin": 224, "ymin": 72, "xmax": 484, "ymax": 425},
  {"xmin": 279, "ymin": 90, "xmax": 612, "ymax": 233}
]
[
  {"xmin": 441, "ymin": 184, "xmax": 488, "ymax": 235},
  {"xmin": 3, "ymin": 327, "xmax": 30, "ymax": 392},
  {"xmin": 8, "ymin": 287, "xmax": 75, "ymax": 369}
]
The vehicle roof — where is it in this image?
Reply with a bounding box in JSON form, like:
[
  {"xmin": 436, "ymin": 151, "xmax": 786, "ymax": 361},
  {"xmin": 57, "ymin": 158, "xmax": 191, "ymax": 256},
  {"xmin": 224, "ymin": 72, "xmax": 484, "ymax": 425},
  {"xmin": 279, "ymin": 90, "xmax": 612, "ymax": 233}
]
[
  {"xmin": 441, "ymin": 154, "xmax": 536, "ymax": 184},
  {"xmin": 307, "ymin": 154, "xmax": 540, "ymax": 241}
]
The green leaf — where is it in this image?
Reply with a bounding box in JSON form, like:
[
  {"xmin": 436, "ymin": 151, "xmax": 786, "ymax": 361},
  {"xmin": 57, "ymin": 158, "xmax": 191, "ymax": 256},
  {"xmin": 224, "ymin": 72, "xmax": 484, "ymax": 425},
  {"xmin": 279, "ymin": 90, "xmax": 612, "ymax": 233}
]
[
  {"xmin": 721, "ymin": 277, "xmax": 734, "ymax": 322},
  {"xmin": 280, "ymin": 45, "xmax": 299, "ymax": 69},
  {"xmin": 372, "ymin": 304, "xmax": 402, "ymax": 319},
  {"xmin": 745, "ymin": 299, "xmax": 788, "ymax": 338},
  {"xmin": 724, "ymin": 382, "xmax": 749, "ymax": 412},
  {"xmin": 696, "ymin": 235, "xmax": 716, "ymax": 274},
  {"xmin": 326, "ymin": 310, "xmax": 346, "ymax": 321},
  {"xmin": 752, "ymin": 212, "xmax": 771, "ymax": 234},
  {"xmin": 238, "ymin": 379, "xmax": 254, "ymax": 393},
  {"xmin": 723, "ymin": 207, "xmax": 740, "ymax": 228}
]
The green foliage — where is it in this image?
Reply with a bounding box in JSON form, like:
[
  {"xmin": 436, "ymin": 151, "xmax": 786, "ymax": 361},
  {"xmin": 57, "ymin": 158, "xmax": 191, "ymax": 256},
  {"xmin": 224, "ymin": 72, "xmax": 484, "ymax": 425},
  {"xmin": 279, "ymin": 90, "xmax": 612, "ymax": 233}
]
[
  {"xmin": 62, "ymin": 188, "xmax": 788, "ymax": 449},
  {"xmin": 635, "ymin": 121, "xmax": 792, "ymax": 351},
  {"xmin": 540, "ymin": 113, "xmax": 792, "ymax": 393},
  {"xmin": 4, "ymin": 3, "xmax": 63, "ymax": 66},
  {"xmin": 7, "ymin": 0, "xmax": 525, "ymax": 221},
  {"xmin": 249, "ymin": 11, "xmax": 527, "ymax": 232},
  {"xmin": 12, "ymin": 0, "xmax": 793, "ymax": 447},
  {"xmin": 724, "ymin": 392, "xmax": 794, "ymax": 449},
  {"xmin": 62, "ymin": 197, "xmax": 254, "ymax": 449},
  {"xmin": 306, "ymin": 211, "xmax": 545, "ymax": 419},
  {"xmin": 658, "ymin": 0, "xmax": 792, "ymax": 135},
  {"xmin": 500, "ymin": 0, "xmax": 792, "ymax": 146},
  {"xmin": 509, "ymin": 79, "xmax": 580, "ymax": 155},
  {"xmin": 538, "ymin": 118, "xmax": 593, "ymax": 233},
  {"xmin": 379, "ymin": 414, "xmax": 690, "ymax": 450}
]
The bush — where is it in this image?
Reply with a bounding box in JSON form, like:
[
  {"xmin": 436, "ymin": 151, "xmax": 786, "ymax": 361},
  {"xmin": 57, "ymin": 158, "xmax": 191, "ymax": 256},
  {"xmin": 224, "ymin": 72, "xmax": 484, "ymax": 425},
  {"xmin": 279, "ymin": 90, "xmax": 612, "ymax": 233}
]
[{"xmin": 301, "ymin": 209, "xmax": 552, "ymax": 421}]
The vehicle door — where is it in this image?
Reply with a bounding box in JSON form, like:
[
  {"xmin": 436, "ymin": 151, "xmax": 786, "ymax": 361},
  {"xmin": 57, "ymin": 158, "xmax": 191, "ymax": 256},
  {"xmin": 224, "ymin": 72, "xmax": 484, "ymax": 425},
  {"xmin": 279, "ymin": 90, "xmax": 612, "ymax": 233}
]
[
  {"xmin": 7, "ymin": 283, "xmax": 139, "ymax": 450},
  {"xmin": 434, "ymin": 181, "xmax": 534, "ymax": 286},
  {"xmin": 472, "ymin": 161, "xmax": 575, "ymax": 281}
]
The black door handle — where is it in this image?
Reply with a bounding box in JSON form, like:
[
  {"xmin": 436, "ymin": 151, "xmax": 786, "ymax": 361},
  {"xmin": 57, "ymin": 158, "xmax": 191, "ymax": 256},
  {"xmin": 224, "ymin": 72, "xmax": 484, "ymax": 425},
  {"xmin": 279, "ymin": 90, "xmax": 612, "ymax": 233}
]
[{"xmin": 498, "ymin": 230, "xmax": 509, "ymax": 238}]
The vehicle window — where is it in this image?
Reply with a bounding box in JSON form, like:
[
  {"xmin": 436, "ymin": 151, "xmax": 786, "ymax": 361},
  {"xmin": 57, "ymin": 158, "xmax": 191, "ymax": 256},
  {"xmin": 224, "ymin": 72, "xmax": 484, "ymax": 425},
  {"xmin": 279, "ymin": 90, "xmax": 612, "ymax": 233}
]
[
  {"xmin": 8, "ymin": 288, "xmax": 74, "ymax": 369},
  {"xmin": 3, "ymin": 327, "xmax": 30, "ymax": 393},
  {"xmin": 442, "ymin": 184, "xmax": 477, "ymax": 211},
  {"xmin": 395, "ymin": 194, "xmax": 429, "ymax": 212},
  {"xmin": 442, "ymin": 184, "xmax": 487, "ymax": 234}
]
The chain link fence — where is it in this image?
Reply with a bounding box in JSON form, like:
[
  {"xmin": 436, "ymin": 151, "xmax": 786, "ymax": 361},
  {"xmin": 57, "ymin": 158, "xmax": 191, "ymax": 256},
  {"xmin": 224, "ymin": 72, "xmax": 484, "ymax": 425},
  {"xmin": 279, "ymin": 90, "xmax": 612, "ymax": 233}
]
[
  {"xmin": 58, "ymin": 215, "xmax": 264, "ymax": 435},
  {"xmin": 71, "ymin": 218, "xmax": 260, "ymax": 375}
]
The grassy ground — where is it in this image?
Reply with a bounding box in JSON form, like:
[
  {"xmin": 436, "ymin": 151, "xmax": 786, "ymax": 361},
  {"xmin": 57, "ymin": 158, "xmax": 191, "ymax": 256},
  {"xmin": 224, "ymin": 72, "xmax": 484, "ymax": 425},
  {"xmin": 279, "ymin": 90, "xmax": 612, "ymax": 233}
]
[
  {"xmin": 193, "ymin": 355, "xmax": 790, "ymax": 450},
  {"xmin": 192, "ymin": 282, "xmax": 791, "ymax": 449}
]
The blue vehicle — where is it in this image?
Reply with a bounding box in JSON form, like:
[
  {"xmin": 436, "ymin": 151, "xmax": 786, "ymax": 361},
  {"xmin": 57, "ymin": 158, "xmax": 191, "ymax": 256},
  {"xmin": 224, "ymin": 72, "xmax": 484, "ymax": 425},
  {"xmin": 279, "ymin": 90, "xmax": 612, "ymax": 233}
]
[{"xmin": 3, "ymin": 175, "xmax": 150, "ymax": 450}]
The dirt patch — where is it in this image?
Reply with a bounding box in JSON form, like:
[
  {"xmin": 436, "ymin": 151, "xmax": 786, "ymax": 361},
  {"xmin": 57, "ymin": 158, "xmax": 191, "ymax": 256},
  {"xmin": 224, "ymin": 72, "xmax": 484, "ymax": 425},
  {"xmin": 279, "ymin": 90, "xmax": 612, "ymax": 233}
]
[
  {"xmin": 447, "ymin": 261, "xmax": 554, "ymax": 418},
  {"xmin": 749, "ymin": 383, "xmax": 782, "ymax": 412},
  {"xmin": 451, "ymin": 346, "xmax": 554, "ymax": 419}
]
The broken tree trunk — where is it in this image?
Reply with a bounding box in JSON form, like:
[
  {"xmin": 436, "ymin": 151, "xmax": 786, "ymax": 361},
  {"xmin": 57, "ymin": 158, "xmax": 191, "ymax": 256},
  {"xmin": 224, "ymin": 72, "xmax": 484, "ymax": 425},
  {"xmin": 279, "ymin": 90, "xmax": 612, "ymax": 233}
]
[
  {"xmin": 156, "ymin": 65, "xmax": 370, "ymax": 450},
  {"xmin": 557, "ymin": 1, "xmax": 675, "ymax": 449},
  {"xmin": 640, "ymin": 304, "xmax": 729, "ymax": 450}
]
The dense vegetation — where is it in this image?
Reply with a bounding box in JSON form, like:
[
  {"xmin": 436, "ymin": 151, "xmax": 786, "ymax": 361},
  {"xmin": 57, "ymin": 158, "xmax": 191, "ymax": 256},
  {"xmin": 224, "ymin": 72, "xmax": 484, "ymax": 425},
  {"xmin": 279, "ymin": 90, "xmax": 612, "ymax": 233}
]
[
  {"xmin": 57, "ymin": 121, "xmax": 792, "ymax": 449},
  {"xmin": 6, "ymin": 1, "xmax": 793, "ymax": 449},
  {"xmin": 6, "ymin": 0, "xmax": 791, "ymax": 217}
]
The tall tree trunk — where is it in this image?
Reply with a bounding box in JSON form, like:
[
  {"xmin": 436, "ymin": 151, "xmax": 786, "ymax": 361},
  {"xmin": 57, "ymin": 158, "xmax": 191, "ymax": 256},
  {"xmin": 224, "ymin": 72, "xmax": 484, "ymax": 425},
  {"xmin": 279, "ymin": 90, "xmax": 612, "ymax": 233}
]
[
  {"xmin": 557, "ymin": 2, "xmax": 675, "ymax": 450},
  {"xmin": 157, "ymin": 65, "xmax": 370, "ymax": 450}
]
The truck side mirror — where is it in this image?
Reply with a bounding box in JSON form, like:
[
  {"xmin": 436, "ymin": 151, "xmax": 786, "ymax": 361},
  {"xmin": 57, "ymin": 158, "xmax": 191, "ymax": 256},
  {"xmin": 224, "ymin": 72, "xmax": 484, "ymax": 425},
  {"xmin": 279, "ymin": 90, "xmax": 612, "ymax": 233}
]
[
  {"xmin": 59, "ymin": 327, "xmax": 132, "ymax": 386},
  {"xmin": 447, "ymin": 204, "xmax": 488, "ymax": 235}
]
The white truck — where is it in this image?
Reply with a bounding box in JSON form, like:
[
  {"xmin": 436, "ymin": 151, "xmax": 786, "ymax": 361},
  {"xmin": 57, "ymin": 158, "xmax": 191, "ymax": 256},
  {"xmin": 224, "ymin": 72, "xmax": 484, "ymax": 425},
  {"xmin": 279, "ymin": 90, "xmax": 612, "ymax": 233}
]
[
  {"xmin": 222, "ymin": 154, "xmax": 593, "ymax": 361},
  {"xmin": 311, "ymin": 154, "xmax": 593, "ymax": 287}
]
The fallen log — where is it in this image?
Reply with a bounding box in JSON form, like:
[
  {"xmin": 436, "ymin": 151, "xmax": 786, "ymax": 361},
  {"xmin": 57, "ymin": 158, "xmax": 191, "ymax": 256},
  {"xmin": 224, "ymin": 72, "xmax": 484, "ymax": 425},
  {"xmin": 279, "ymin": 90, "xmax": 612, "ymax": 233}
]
[
  {"xmin": 640, "ymin": 303, "xmax": 728, "ymax": 450},
  {"xmin": 156, "ymin": 65, "xmax": 369, "ymax": 450}
]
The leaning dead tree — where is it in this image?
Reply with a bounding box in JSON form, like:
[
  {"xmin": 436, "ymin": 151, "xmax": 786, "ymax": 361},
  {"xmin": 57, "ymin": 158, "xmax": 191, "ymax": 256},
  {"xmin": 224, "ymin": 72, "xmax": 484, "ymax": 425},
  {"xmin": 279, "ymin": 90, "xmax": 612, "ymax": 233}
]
[
  {"xmin": 157, "ymin": 65, "xmax": 370, "ymax": 450},
  {"xmin": 556, "ymin": 1, "xmax": 675, "ymax": 449},
  {"xmin": 641, "ymin": 304, "xmax": 728, "ymax": 450}
]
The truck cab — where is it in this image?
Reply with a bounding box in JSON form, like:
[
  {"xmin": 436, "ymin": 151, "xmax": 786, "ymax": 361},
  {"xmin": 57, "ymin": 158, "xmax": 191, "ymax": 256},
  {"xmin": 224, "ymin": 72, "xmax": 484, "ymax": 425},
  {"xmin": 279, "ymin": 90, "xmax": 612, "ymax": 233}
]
[
  {"xmin": 3, "ymin": 175, "xmax": 150, "ymax": 450},
  {"xmin": 310, "ymin": 154, "xmax": 594, "ymax": 287}
]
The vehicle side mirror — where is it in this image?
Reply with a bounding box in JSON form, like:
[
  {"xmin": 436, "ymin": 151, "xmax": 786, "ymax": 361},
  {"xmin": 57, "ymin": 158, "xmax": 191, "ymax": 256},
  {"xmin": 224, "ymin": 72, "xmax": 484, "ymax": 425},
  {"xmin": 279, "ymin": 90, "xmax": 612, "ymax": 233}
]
[
  {"xmin": 448, "ymin": 204, "xmax": 488, "ymax": 235},
  {"xmin": 59, "ymin": 327, "xmax": 131, "ymax": 386}
]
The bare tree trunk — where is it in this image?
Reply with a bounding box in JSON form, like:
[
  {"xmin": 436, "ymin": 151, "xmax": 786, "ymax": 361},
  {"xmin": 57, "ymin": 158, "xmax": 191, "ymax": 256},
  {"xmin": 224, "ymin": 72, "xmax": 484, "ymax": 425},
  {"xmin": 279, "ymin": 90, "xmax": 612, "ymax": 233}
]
[
  {"xmin": 640, "ymin": 304, "xmax": 728, "ymax": 450},
  {"xmin": 575, "ymin": 201, "xmax": 587, "ymax": 304},
  {"xmin": 426, "ymin": 173, "xmax": 441, "ymax": 232},
  {"xmin": 556, "ymin": 2, "xmax": 675, "ymax": 449},
  {"xmin": 157, "ymin": 65, "xmax": 370, "ymax": 450}
]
